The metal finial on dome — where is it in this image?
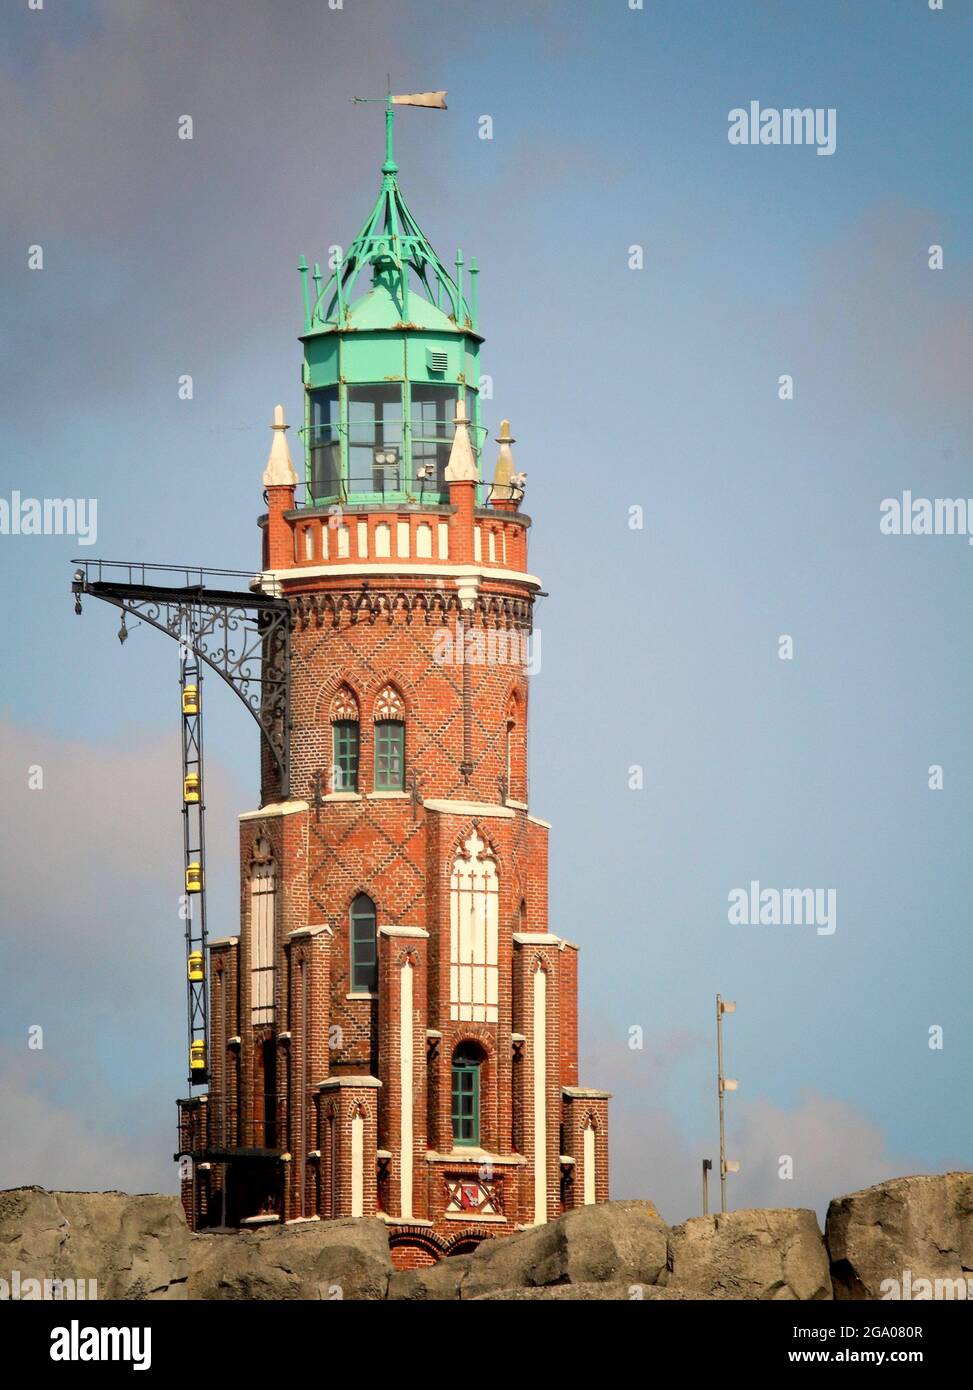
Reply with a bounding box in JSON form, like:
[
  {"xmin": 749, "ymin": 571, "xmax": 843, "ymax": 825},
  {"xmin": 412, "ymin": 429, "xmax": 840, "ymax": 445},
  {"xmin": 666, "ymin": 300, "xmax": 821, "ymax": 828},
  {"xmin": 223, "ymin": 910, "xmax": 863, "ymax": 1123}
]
[{"xmin": 263, "ymin": 404, "xmax": 298, "ymax": 488}]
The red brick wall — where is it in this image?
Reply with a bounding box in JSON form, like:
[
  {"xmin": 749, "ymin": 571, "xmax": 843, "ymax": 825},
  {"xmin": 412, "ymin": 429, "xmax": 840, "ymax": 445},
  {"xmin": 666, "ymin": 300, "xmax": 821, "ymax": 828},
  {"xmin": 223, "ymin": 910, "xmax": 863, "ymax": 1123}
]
[
  {"xmin": 390, "ymin": 1243, "xmax": 439, "ymax": 1271},
  {"xmin": 559, "ymin": 943, "xmax": 579, "ymax": 1089},
  {"xmin": 182, "ymin": 476, "xmax": 610, "ymax": 1244}
]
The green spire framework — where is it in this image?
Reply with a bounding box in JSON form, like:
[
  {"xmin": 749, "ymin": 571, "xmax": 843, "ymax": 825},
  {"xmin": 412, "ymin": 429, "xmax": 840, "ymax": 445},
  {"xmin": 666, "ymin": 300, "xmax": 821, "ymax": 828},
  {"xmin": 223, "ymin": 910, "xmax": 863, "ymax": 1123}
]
[{"xmin": 298, "ymin": 96, "xmax": 484, "ymax": 507}]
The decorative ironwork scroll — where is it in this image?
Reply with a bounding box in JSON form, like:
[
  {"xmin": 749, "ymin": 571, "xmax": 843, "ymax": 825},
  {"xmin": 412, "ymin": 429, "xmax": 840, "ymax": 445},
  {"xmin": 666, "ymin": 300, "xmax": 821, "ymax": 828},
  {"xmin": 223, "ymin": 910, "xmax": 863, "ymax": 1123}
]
[{"xmin": 72, "ymin": 560, "xmax": 291, "ymax": 792}]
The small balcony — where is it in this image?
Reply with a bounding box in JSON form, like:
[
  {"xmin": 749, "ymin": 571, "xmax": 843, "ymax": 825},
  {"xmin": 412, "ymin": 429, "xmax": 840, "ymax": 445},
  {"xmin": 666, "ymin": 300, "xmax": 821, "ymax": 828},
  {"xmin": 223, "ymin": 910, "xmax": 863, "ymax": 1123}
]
[{"xmin": 177, "ymin": 1092, "xmax": 285, "ymax": 1160}]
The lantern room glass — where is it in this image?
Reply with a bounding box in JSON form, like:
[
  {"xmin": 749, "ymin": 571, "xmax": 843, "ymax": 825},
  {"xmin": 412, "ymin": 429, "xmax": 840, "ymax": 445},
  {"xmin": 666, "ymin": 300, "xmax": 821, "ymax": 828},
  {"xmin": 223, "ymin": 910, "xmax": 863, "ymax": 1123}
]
[
  {"xmin": 309, "ymin": 387, "xmax": 340, "ymax": 501},
  {"xmin": 306, "ymin": 383, "xmax": 479, "ymax": 503},
  {"xmin": 410, "ymin": 385, "xmax": 455, "ymax": 496},
  {"xmin": 347, "ymin": 385, "xmax": 403, "ymax": 496}
]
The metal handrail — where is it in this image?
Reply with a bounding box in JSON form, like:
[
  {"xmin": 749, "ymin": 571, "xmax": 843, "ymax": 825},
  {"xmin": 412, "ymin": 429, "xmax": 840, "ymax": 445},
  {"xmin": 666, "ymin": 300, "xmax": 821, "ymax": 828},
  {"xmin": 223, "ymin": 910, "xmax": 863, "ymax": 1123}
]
[
  {"xmin": 296, "ymin": 477, "xmax": 495, "ymax": 509},
  {"xmin": 71, "ymin": 558, "xmax": 261, "ymax": 587},
  {"xmin": 301, "ymin": 419, "xmax": 489, "ymax": 447}
]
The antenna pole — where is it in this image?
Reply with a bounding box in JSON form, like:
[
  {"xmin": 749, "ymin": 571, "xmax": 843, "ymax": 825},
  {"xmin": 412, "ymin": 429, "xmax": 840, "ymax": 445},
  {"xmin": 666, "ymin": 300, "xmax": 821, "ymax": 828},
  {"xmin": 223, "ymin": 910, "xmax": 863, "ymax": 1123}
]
[
  {"xmin": 717, "ymin": 993, "xmax": 726, "ymax": 1213},
  {"xmin": 384, "ymin": 94, "xmax": 396, "ymax": 174}
]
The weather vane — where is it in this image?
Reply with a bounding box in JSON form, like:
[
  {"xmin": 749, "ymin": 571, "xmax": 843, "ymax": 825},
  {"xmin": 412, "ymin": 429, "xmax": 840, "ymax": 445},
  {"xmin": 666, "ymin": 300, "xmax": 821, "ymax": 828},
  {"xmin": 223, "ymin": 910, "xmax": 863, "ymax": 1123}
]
[{"xmin": 352, "ymin": 87, "xmax": 448, "ymax": 172}]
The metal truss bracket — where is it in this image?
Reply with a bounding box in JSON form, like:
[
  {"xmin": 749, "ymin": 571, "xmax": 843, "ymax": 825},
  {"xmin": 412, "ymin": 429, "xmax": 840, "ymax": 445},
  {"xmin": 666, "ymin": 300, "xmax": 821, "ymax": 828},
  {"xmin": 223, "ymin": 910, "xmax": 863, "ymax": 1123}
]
[{"xmin": 72, "ymin": 560, "xmax": 291, "ymax": 794}]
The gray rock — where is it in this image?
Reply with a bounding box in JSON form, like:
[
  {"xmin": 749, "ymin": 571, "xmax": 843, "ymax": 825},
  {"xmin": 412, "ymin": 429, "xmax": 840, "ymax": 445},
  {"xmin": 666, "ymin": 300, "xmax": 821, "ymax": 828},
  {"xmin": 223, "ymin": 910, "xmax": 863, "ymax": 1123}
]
[
  {"xmin": 0, "ymin": 1186, "xmax": 189, "ymax": 1300},
  {"xmin": 11, "ymin": 1178, "xmax": 966, "ymax": 1301},
  {"xmin": 458, "ymin": 1200, "xmax": 669, "ymax": 1299},
  {"xmin": 472, "ymin": 1281, "xmax": 722, "ymax": 1300},
  {"xmin": 388, "ymin": 1253, "xmax": 474, "ymax": 1300},
  {"xmin": 826, "ymin": 1172, "xmax": 973, "ymax": 1301},
  {"xmin": 668, "ymin": 1207, "xmax": 831, "ymax": 1300},
  {"xmin": 188, "ymin": 1215, "xmax": 393, "ymax": 1300}
]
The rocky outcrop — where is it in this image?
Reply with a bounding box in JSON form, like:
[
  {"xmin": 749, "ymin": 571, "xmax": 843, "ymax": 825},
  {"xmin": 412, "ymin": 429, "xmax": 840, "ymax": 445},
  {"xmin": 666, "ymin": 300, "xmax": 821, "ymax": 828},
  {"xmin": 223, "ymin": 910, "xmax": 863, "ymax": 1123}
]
[
  {"xmin": 0, "ymin": 1187, "xmax": 189, "ymax": 1300},
  {"xmin": 389, "ymin": 1199, "xmax": 668, "ymax": 1300},
  {"xmin": 389, "ymin": 1253, "xmax": 473, "ymax": 1301},
  {"xmin": 188, "ymin": 1217, "xmax": 393, "ymax": 1300},
  {"xmin": 3, "ymin": 1174, "xmax": 969, "ymax": 1300},
  {"xmin": 667, "ymin": 1207, "xmax": 831, "ymax": 1300},
  {"xmin": 472, "ymin": 1282, "xmax": 719, "ymax": 1300},
  {"xmin": 826, "ymin": 1172, "xmax": 973, "ymax": 1300},
  {"xmin": 464, "ymin": 1199, "xmax": 670, "ymax": 1298}
]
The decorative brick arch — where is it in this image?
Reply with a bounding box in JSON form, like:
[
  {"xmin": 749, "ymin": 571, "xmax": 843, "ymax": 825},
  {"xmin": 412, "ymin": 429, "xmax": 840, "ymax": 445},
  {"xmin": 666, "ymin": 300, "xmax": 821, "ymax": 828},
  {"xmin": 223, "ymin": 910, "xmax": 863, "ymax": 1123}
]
[
  {"xmin": 344, "ymin": 887, "xmax": 377, "ymax": 916},
  {"xmin": 310, "ymin": 672, "xmax": 360, "ymax": 724},
  {"xmin": 371, "ymin": 680, "xmax": 408, "ymax": 720},
  {"xmin": 329, "ymin": 683, "xmax": 359, "ymax": 722},
  {"xmin": 388, "ymin": 1226, "xmax": 448, "ymax": 1270},
  {"xmin": 445, "ymin": 822, "xmax": 506, "ymax": 879},
  {"xmin": 443, "ymin": 1230, "xmax": 492, "ymax": 1257},
  {"xmin": 450, "ymin": 1024, "xmax": 497, "ymax": 1062},
  {"xmin": 394, "ymin": 943, "xmax": 422, "ymax": 970},
  {"xmin": 248, "ymin": 834, "xmax": 274, "ymax": 866},
  {"xmin": 366, "ymin": 662, "xmax": 419, "ymax": 695}
]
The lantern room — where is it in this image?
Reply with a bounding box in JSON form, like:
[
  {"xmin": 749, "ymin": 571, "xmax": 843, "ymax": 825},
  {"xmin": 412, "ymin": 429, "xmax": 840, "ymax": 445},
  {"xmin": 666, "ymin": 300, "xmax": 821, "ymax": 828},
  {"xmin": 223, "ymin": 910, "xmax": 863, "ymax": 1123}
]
[{"xmin": 298, "ymin": 96, "xmax": 484, "ymax": 507}]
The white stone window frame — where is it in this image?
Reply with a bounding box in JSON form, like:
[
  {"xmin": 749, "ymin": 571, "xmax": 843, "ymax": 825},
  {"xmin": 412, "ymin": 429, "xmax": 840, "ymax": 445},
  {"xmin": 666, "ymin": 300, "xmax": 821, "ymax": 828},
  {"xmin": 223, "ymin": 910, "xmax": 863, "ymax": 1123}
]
[
  {"xmin": 449, "ymin": 830, "xmax": 499, "ymax": 1024},
  {"xmin": 249, "ymin": 859, "xmax": 276, "ymax": 1025}
]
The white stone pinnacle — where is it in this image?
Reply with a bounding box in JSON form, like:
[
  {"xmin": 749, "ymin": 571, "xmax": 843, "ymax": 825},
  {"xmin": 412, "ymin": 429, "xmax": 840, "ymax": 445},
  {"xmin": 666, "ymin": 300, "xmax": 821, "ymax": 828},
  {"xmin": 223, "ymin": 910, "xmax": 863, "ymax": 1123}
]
[
  {"xmin": 263, "ymin": 403, "xmax": 298, "ymax": 488},
  {"xmin": 444, "ymin": 398, "xmax": 478, "ymax": 483}
]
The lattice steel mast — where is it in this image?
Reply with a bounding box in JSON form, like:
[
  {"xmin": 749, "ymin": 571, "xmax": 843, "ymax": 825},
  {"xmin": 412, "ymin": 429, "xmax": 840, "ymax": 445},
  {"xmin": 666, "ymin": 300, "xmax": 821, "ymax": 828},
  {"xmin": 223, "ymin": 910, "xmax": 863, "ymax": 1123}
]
[
  {"xmin": 181, "ymin": 629, "xmax": 208, "ymax": 1087},
  {"xmin": 71, "ymin": 560, "xmax": 292, "ymax": 1088}
]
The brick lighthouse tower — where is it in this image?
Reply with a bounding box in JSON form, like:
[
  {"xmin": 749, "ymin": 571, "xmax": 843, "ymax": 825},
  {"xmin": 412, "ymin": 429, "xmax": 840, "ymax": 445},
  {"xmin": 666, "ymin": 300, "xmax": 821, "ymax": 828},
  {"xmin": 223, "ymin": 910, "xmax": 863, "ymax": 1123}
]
[{"xmin": 176, "ymin": 96, "xmax": 610, "ymax": 1263}]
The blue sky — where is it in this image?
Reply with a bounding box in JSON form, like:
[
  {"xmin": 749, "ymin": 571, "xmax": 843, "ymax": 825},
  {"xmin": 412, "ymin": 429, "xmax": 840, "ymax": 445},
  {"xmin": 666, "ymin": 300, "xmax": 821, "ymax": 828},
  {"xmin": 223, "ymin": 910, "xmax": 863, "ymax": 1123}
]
[{"xmin": 1, "ymin": 0, "xmax": 971, "ymax": 1220}]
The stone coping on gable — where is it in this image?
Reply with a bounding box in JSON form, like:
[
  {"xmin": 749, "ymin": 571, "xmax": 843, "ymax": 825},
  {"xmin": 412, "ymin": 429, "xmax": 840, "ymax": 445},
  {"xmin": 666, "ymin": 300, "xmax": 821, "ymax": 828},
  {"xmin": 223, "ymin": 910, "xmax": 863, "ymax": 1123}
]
[
  {"xmin": 239, "ymin": 800, "xmax": 310, "ymax": 821},
  {"xmin": 316, "ymin": 1075, "xmax": 382, "ymax": 1091}
]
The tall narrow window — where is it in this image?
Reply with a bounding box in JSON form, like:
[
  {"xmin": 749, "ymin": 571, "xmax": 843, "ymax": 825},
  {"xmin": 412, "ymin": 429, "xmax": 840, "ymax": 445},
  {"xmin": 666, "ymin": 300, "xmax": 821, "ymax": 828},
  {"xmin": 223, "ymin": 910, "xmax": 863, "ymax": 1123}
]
[
  {"xmin": 333, "ymin": 720, "xmax": 359, "ymax": 790},
  {"xmin": 350, "ymin": 893, "xmax": 377, "ymax": 994},
  {"xmin": 330, "ymin": 686, "xmax": 359, "ymax": 792},
  {"xmin": 449, "ymin": 831, "xmax": 499, "ymax": 1023},
  {"xmin": 373, "ymin": 684, "xmax": 406, "ymax": 791},
  {"xmin": 249, "ymin": 843, "xmax": 276, "ymax": 1025},
  {"xmin": 505, "ymin": 690, "xmax": 524, "ymax": 802},
  {"xmin": 374, "ymin": 721, "xmax": 404, "ymax": 790},
  {"xmin": 451, "ymin": 1043, "xmax": 483, "ymax": 1147},
  {"xmin": 261, "ymin": 1039, "xmax": 277, "ymax": 1148}
]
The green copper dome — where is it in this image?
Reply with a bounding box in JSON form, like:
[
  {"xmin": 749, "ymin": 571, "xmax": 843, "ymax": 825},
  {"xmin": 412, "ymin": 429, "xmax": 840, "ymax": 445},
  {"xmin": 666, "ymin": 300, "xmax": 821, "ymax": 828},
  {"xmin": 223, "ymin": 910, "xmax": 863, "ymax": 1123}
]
[{"xmin": 340, "ymin": 279, "xmax": 462, "ymax": 334}]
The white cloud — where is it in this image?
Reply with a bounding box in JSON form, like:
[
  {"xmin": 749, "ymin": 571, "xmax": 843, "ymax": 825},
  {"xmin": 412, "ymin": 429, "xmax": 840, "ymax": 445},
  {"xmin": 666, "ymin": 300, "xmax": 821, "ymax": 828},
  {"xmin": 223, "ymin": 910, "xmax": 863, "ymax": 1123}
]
[
  {"xmin": 0, "ymin": 718, "xmax": 244, "ymax": 1195},
  {"xmin": 609, "ymin": 1084, "xmax": 925, "ymax": 1225},
  {"xmin": 0, "ymin": 716, "xmax": 241, "ymax": 957},
  {"xmin": 0, "ymin": 1057, "xmax": 175, "ymax": 1194}
]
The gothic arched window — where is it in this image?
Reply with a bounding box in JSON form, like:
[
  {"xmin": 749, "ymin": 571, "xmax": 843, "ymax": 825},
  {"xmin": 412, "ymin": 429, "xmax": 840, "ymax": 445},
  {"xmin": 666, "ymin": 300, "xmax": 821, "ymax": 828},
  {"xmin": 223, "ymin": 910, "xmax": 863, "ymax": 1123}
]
[
  {"xmin": 505, "ymin": 689, "xmax": 524, "ymax": 802},
  {"xmin": 449, "ymin": 831, "xmax": 499, "ymax": 1023},
  {"xmin": 451, "ymin": 1042, "xmax": 484, "ymax": 1147},
  {"xmin": 374, "ymin": 684, "xmax": 406, "ymax": 791},
  {"xmin": 350, "ymin": 893, "xmax": 377, "ymax": 994},
  {"xmin": 330, "ymin": 686, "xmax": 360, "ymax": 792}
]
